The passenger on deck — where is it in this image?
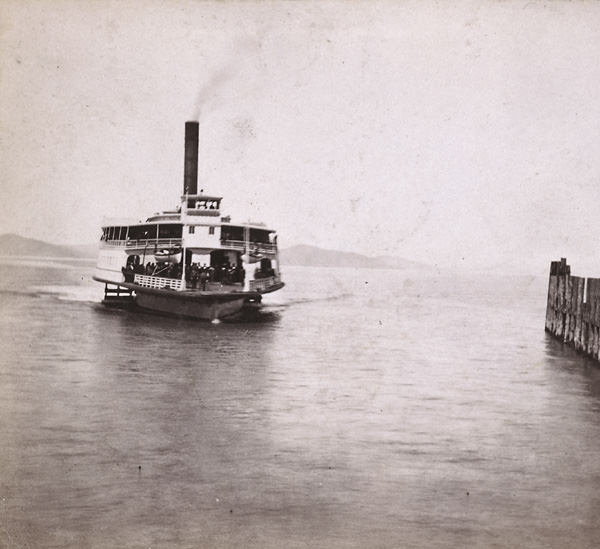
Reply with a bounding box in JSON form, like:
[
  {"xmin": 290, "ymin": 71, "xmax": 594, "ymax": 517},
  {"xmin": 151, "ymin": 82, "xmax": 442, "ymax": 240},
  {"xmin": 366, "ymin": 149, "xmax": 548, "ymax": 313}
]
[
  {"xmin": 229, "ymin": 264, "xmax": 245, "ymax": 284},
  {"xmin": 190, "ymin": 263, "xmax": 199, "ymax": 289},
  {"xmin": 122, "ymin": 264, "xmax": 135, "ymax": 282},
  {"xmin": 213, "ymin": 264, "xmax": 222, "ymax": 283},
  {"xmin": 221, "ymin": 264, "xmax": 231, "ymax": 284},
  {"xmin": 154, "ymin": 262, "xmax": 164, "ymax": 277},
  {"xmin": 199, "ymin": 264, "xmax": 210, "ymax": 290}
]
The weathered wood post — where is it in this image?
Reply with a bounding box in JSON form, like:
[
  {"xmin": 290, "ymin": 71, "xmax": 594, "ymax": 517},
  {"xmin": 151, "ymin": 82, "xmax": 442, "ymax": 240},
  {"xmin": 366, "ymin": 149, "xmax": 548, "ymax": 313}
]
[
  {"xmin": 545, "ymin": 258, "xmax": 570, "ymax": 340},
  {"xmin": 586, "ymin": 279, "xmax": 600, "ymax": 359},
  {"xmin": 546, "ymin": 259, "xmax": 600, "ymax": 363}
]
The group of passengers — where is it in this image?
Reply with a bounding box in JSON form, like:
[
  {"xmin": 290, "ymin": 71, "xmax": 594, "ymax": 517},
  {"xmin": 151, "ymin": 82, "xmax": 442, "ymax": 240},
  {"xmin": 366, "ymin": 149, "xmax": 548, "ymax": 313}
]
[
  {"xmin": 122, "ymin": 259, "xmax": 245, "ymax": 289},
  {"xmin": 188, "ymin": 262, "xmax": 245, "ymax": 289},
  {"xmin": 122, "ymin": 260, "xmax": 182, "ymax": 282}
]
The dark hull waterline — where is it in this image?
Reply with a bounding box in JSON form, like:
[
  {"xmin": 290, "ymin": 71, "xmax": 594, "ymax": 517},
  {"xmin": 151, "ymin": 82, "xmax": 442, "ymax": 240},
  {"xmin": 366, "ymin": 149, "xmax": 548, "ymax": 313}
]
[{"xmin": 93, "ymin": 276, "xmax": 284, "ymax": 320}]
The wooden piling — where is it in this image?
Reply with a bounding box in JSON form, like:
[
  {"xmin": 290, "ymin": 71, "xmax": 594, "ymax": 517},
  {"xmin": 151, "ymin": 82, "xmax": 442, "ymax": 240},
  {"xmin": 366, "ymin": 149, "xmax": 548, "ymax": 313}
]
[{"xmin": 546, "ymin": 259, "xmax": 600, "ymax": 362}]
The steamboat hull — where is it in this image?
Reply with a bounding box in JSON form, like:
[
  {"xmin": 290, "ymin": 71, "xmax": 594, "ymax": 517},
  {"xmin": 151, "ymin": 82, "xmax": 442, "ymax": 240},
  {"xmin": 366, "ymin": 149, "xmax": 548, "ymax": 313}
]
[
  {"xmin": 93, "ymin": 276, "xmax": 283, "ymax": 321},
  {"xmin": 135, "ymin": 290, "xmax": 248, "ymax": 320}
]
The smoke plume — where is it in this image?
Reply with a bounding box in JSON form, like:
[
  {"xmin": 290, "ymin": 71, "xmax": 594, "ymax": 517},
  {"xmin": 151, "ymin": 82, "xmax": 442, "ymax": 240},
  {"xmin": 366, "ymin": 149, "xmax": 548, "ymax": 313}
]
[{"xmin": 192, "ymin": 30, "xmax": 267, "ymax": 121}]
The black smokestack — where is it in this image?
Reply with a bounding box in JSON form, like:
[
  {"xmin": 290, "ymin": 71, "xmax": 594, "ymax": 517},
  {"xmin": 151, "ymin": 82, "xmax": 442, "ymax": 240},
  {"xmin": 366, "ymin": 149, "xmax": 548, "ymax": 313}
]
[{"xmin": 184, "ymin": 121, "xmax": 199, "ymax": 195}]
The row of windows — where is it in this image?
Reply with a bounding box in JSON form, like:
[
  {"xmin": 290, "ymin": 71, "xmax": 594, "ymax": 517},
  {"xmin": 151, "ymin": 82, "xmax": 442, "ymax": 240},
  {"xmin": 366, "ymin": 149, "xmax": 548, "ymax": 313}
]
[
  {"xmin": 188, "ymin": 226, "xmax": 215, "ymax": 235},
  {"xmin": 101, "ymin": 224, "xmax": 184, "ymax": 241},
  {"xmin": 221, "ymin": 226, "xmax": 273, "ymax": 243},
  {"xmin": 101, "ymin": 224, "xmax": 272, "ymax": 242}
]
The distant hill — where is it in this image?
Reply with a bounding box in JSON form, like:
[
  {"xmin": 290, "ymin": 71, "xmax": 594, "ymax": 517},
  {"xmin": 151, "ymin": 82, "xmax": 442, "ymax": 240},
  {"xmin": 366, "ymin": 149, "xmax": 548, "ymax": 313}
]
[
  {"xmin": 0, "ymin": 234, "xmax": 96, "ymax": 259},
  {"xmin": 279, "ymin": 244, "xmax": 427, "ymax": 270},
  {"xmin": 0, "ymin": 234, "xmax": 425, "ymax": 269}
]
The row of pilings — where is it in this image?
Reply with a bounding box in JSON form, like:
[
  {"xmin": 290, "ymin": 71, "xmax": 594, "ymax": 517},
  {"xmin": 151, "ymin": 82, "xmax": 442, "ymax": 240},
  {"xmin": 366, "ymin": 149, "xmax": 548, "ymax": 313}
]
[{"xmin": 545, "ymin": 258, "xmax": 600, "ymax": 360}]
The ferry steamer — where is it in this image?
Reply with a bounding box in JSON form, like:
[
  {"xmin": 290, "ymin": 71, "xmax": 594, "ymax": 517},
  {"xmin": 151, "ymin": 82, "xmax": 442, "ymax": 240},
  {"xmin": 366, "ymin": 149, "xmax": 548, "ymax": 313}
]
[{"xmin": 92, "ymin": 121, "xmax": 284, "ymax": 320}]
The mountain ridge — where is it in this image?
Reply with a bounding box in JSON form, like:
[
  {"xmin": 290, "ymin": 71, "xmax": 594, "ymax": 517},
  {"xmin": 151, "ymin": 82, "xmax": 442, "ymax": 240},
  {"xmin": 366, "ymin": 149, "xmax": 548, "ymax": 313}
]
[
  {"xmin": 0, "ymin": 233, "xmax": 96, "ymax": 259},
  {"xmin": 0, "ymin": 234, "xmax": 425, "ymax": 270},
  {"xmin": 279, "ymin": 244, "xmax": 427, "ymax": 270}
]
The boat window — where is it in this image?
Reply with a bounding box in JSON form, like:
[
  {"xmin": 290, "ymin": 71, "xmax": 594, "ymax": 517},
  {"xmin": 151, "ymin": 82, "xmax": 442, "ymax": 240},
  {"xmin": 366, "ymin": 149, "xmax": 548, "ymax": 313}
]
[
  {"xmin": 128, "ymin": 224, "xmax": 158, "ymax": 240},
  {"xmin": 221, "ymin": 226, "xmax": 243, "ymax": 241},
  {"xmin": 189, "ymin": 226, "xmax": 195, "ymax": 234},
  {"xmin": 158, "ymin": 224, "xmax": 183, "ymax": 238},
  {"xmin": 209, "ymin": 226, "xmax": 215, "ymax": 235},
  {"xmin": 249, "ymin": 228, "xmax": 271, "ymax": 244}
]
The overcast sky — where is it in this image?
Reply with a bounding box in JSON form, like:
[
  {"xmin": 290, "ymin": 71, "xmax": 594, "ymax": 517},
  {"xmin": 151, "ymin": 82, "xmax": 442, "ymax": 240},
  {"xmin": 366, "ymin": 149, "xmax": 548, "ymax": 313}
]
[{"xmin": 1, "ymin": 0, "xmax": 600, "ymax": 271}]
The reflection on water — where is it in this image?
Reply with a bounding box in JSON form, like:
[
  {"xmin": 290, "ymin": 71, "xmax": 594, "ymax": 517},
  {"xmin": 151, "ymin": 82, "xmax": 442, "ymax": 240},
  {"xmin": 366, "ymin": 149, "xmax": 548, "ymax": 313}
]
[
  {"xmin": 1, "ymin": 261, "xmax": 600, "ymax": 548},
  {"xmin": 544, "ymin": 334, "xmax": 600, "ymax": 409}
]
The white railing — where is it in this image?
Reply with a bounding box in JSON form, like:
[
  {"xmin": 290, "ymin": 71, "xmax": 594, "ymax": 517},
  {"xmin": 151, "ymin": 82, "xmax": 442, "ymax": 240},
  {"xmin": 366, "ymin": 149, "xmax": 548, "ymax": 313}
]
[
  {"xmin": 249, "ymin": 276, "xmax": 281, "ymax": 292},
  {"xmin": 184, "ymin": 209, "xmax": 220, "ymax": 217},
  {"xmin": 134, "ymin": 274, "xmax": 183, "ymax": 291},
  {"xmin": 100, "ymin": 238, "xmax": 182, "ymax": 249},
  {"xmin": 220, "ymin": 240, "xmax": 277, "ymax": 253}
]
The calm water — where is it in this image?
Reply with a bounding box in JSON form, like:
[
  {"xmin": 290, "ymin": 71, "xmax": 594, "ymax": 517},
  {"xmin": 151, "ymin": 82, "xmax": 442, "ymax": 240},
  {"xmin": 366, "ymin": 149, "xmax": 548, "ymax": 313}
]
[{"xmin": 1, "ymin": 258, "xmax": 600, "ymax": 548}]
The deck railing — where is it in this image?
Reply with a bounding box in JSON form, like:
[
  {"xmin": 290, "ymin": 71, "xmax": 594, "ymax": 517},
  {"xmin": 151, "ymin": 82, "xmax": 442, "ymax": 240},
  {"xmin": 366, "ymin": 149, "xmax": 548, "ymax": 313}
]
[
  {"xmin": 101, "ymin": 238, "xmax": 182, "ymax": 249},
  {"xmin": 249, "ymin": 276, "xmax": 281, "ymax": 292},
  {"xmin": 132, "ymin": 273, "xmax": 279, "ymax": 293},
  {"xmin": 134, "ymin": 274, "xmax": 183, "ymax": 291},
  {"xmin": 101, "ymin": 238, "xmax": 276, "ymax": 253},
  {"xmin": 220, "ymin": 239, "xmax": 277, "ymax": 253}
]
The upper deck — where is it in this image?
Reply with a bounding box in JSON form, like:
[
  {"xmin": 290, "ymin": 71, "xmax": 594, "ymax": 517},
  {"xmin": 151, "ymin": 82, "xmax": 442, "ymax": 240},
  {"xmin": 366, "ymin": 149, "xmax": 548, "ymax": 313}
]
[{"xmin": 99, "ymin": 203, "xmax": 278, "ymax": 256}]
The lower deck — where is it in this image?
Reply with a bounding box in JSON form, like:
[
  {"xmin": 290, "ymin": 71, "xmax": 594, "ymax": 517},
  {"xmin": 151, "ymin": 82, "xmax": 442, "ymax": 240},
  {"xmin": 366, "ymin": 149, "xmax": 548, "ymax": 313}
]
[
  {"xmin": 93, "ymin": 275, "xmax": 284, "ymax": 300},
  {"xmin": 93, "ymin": 276, "xmax": 284, "ymax": 320}
]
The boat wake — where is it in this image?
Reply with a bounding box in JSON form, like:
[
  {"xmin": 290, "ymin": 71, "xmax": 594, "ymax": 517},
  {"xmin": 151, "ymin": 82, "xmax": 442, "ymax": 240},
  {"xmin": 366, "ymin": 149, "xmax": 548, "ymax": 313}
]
[
  {"xmin": 0, "ymin": 288, "xmax": 44, "ymax": 299},
  {"xmin": 28, "ymin": 284, "xmax": 104, "ymax": 304},
  {"xmin": 0, "ymin": 256, "xmax": 94, "ymax": 270},
  {"xmin": 261, "ymin": 291, "xmax": 354, "ymax": 309}
]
